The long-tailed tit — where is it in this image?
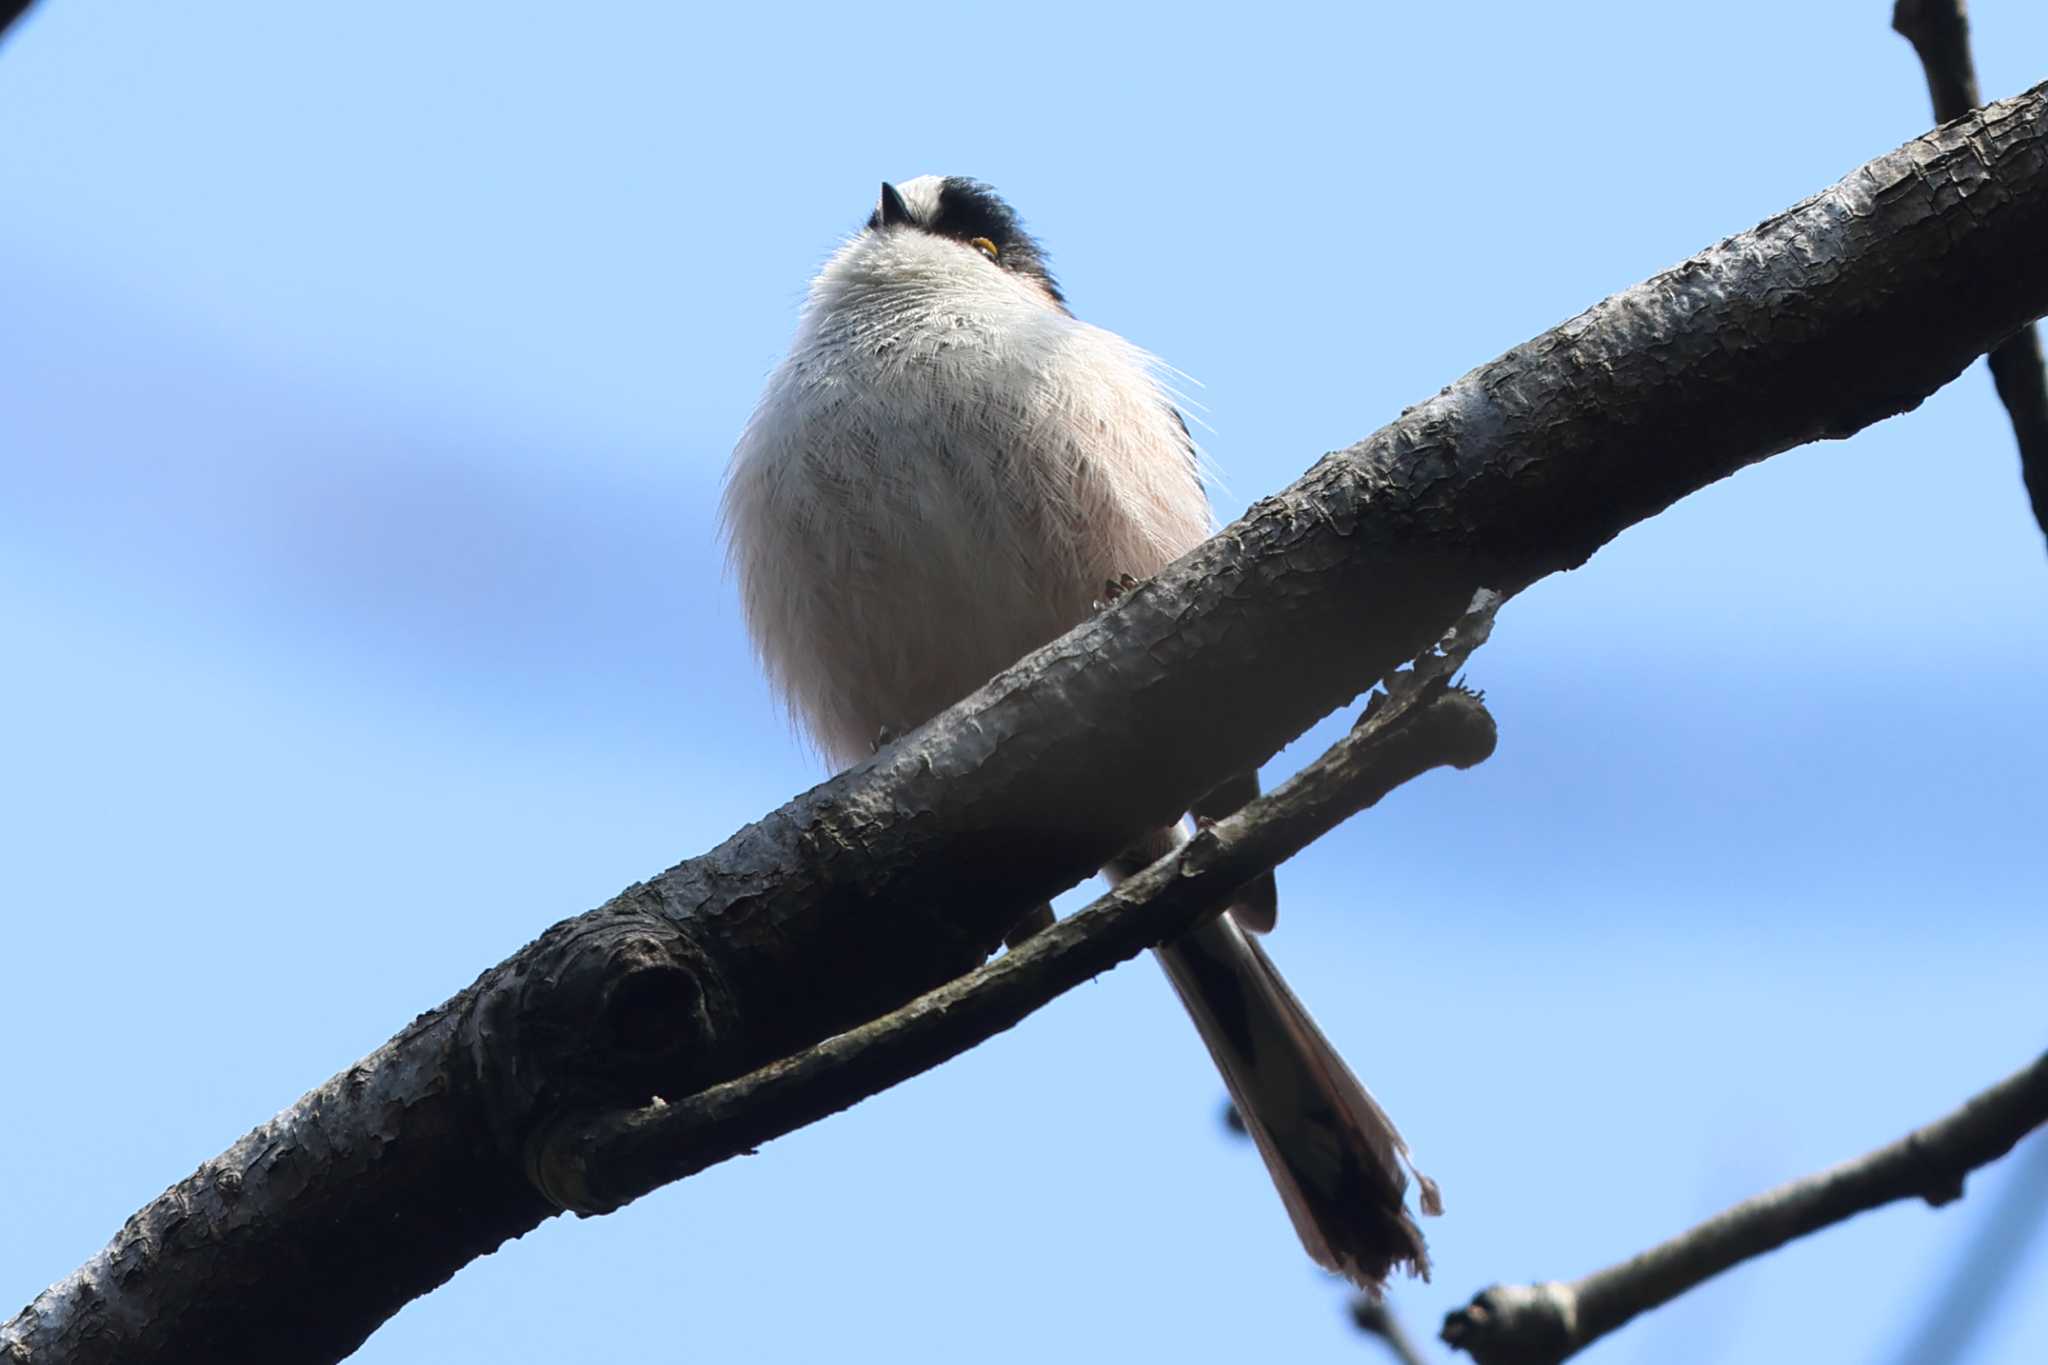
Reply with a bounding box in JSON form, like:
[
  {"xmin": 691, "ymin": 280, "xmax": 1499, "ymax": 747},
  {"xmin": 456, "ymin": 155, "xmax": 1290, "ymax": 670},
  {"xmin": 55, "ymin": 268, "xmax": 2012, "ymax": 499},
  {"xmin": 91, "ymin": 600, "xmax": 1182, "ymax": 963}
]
[{"xmin": 722, "ymin": 176, "xmax": 1436, "ymax": 1289}]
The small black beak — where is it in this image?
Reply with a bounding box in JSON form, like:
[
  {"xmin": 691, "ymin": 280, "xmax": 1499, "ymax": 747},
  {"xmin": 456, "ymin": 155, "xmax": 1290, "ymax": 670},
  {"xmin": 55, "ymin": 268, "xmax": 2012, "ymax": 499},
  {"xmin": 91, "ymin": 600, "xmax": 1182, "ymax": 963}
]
[{"xmin": 877, "ymin": 181, "xmax": 913, "ymax": 228}]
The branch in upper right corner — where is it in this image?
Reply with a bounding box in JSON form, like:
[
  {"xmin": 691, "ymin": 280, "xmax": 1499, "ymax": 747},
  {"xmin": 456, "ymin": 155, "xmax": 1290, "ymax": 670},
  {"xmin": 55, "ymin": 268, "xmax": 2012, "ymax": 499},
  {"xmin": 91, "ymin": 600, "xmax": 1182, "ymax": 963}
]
[{"xmin": 1893, "ymin": 0, "xmax": 2048, "ymax": 549}]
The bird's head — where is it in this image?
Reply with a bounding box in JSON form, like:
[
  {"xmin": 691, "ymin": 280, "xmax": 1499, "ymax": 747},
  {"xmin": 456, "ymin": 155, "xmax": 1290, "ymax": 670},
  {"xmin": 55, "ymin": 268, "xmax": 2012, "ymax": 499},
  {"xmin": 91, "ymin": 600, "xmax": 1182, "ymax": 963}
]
[{"xmin": 862, "ymin": 175, "xmax": 1065, "ymax": 308}]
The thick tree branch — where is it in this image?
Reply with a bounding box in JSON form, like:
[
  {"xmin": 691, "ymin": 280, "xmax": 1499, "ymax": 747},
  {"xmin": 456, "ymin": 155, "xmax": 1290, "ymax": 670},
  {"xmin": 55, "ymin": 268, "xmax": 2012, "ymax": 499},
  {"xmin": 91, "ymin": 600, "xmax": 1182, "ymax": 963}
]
[
  {"xmin": 8, "ymin": 86, "xmax": 2048, "ymax": 1365},
  {"xmin": 1894, "ymin": 0, "xmax": 2048, "ymax": 546},
  {"xmin": 1439, "ymin": 1051, "xmax": 2048, "ymax": 1365},
  {"xmin": 533, "ymin": 604, "xmax": 1499, "ymax": 1216}
]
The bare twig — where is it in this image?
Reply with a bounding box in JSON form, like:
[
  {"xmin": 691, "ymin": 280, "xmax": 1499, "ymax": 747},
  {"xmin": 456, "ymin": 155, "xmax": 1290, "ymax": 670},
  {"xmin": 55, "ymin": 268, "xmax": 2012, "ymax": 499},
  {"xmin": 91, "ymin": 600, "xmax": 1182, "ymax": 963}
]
[
  {"xmin": 9, "ymin": 89, "xmax": 2048, "ymax": 1365},
  {"xmin": 1893, "ymin": 0, "xmax": 1982, "ymax": 118},
  {"xmin": 532, "ymin": 600, "xmax": 1501, "ymax": 1215},
  {"xmin": 1884, "ymin": 1129, "xmax": 2048, "ymax": 1365},
  {"xmin": 1353, "ymin": 1295, "xmax": 1435, "ymax": 1365},
  {"xmin": 1894, "ymin": 0, "xmax": 2048, "ymax": 548},
  {"xmin": 1440, "ymin": 1051, "xmax": 2048, "ymax": 1365}
]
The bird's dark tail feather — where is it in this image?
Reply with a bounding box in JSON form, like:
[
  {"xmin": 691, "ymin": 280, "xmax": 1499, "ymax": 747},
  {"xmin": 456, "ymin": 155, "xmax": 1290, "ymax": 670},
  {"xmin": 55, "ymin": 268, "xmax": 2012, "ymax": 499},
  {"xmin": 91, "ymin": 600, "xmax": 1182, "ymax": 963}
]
[{"xmin": 1153, "ymin": 914, "xmax": 1439, "ymax": 1292}]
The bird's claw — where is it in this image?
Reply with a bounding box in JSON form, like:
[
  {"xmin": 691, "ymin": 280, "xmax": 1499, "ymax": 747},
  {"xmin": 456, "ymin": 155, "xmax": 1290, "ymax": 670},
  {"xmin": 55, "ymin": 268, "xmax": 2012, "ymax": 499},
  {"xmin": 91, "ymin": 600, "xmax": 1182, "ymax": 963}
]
[{"xmin": 1092, "ymin": 572, "xmax": 1141, "ymax": 611}]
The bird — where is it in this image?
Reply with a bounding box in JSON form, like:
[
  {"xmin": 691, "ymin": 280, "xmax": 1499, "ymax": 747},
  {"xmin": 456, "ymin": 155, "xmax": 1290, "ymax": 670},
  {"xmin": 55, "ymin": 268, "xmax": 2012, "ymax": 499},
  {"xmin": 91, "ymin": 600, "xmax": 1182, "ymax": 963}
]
[{"xmin": 721, "ymin": 175, "xmax": 1437, "ymax": 1290}]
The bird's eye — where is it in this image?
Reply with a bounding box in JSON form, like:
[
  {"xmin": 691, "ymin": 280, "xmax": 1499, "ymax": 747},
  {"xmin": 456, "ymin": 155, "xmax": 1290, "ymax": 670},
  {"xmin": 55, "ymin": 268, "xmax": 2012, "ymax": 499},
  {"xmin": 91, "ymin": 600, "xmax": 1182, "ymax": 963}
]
[{"xmin": 969, "ymin": 237, "xmax": 999, "ymax": 261}]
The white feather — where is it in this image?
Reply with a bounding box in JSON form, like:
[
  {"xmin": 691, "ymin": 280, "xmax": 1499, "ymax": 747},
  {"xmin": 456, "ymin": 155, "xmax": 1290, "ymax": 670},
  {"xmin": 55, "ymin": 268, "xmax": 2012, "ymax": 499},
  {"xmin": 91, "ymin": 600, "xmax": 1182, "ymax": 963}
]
[{"xmin": 723, "ymin": 210, "xmax": 1211, "ymax": 763}]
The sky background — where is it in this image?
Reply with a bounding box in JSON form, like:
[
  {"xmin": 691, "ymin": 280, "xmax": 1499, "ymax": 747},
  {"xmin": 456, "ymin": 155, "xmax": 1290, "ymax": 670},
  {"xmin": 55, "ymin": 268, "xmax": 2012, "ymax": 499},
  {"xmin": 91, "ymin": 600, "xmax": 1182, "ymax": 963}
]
[{"xmin": 3, "ymin": 2, "xmax": 2046, "ymax": 1362}]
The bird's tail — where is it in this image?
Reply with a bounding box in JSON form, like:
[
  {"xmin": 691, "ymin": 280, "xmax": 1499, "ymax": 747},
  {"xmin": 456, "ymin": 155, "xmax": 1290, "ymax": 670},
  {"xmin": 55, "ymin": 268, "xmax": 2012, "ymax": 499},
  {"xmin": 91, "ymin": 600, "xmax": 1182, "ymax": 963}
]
[{"xmin": 1152, "ymin": 911, "xmax": 1440, "ymax": 1292}]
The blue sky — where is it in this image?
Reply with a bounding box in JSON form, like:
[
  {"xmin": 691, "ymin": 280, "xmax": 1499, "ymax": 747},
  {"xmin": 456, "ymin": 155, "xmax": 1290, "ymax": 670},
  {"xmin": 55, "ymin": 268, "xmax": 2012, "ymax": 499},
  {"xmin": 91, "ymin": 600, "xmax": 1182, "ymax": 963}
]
[{"xmin": 3, "ymin": 2, "xmax": 2045, "ymax": 1361}]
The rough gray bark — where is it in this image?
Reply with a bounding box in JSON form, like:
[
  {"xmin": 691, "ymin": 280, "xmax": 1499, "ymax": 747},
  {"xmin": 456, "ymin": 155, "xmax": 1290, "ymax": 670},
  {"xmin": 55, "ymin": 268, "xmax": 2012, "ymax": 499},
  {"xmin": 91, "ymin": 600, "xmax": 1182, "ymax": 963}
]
[
  {"xmin": 7, "ymin": 83, "xmax": 2048, "ymax": 1365},
  {"xmin": 534, "ymin": 608, "xmax": 1498, "ymax": 1217},
  {"xmin": 1439, "ymin": 1051, "xmax": 2048, "ymax": 1365},
  {"xmin": 1893, "ymin": 0, "xmax": 2048, "ymax": 547}
]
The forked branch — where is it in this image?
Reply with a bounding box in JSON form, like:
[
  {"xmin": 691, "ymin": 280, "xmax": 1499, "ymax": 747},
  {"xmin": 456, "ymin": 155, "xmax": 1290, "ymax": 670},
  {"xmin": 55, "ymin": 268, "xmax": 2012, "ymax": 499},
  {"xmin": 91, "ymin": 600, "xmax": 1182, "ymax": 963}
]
[{"xmin": 533, "ymin": 598, "xmax": 1499, "ymax": 1216}]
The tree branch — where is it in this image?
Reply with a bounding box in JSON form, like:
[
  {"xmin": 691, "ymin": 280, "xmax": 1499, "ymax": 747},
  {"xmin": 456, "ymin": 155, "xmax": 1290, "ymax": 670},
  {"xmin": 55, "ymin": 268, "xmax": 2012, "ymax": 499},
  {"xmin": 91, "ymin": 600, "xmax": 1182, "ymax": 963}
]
[
  {"xmin": 1893, "ymin": 0, "xmax": 1982, "ymax": 121},
  {"xmin": 1439, "ymin": 1051, "xmax": 2048, "ymax": 1365},
  {"xmin": 0, "ymin": 1, "xmax": 37, "ymax": 47},
  {"xmin": 533, "ymin": 602, "xmax": 1499, "ymax": 1216},
  {"xmin": 1884, "ymin": 1126, "xmax": 2048, "ymax": 1365},
  {"xmin": 8, "ymin": 85, "xmax": 2048, "ymax": 1365},
  {"xmin": 1894, "ymin": 0, "xmax": 2048, "ymax": 547}
]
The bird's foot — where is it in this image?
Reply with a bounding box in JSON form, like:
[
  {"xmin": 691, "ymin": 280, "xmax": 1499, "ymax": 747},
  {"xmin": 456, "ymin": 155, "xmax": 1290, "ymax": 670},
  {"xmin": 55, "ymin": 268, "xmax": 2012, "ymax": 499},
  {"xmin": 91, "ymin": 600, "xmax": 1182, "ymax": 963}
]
[{"xmin": 1091, "ymin": 572, "xmax": 1140, "ymax": 611}]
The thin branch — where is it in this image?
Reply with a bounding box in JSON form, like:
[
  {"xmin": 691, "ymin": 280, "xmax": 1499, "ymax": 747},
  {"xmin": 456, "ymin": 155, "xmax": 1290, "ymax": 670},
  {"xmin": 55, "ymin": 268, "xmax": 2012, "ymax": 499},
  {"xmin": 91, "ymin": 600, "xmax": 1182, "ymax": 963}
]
[
  {"xmin": 0, "ymin": 1, "xmax": 37, "ymax": 47},
  {"xmin": 533, "ymin": 600, "xmax": 1499, "ymax": 1214},
  {"xmin": 1894, "ymin": 0, "xmax": 2048, "ymax": 547},
  {"xmin": 8, "ymin": 87, "xmax": 2048, "ymax": 1365},
  {"xmin": 1884, "ymin": 1128, "xmax": 2048, "ymax": 1365},
  {"xmin": 1440, "ymin": 1051, "xmax": 2048, "ymax": 1365},
  {"xmin": 1981, "ymin": 315, "xmax": 2048, "ymax": 549},
  {"xmin": 1893, "ymin": 0, "xmax": 1981, "ymax": 119}
]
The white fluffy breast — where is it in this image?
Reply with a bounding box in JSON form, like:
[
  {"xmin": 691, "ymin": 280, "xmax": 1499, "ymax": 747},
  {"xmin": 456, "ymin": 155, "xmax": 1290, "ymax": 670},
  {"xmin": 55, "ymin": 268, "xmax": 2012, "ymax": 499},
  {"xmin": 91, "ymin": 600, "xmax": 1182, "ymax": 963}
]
[{"xmin": 723, "ymin": 226, "xmax": 1212, "ymax": 765}]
